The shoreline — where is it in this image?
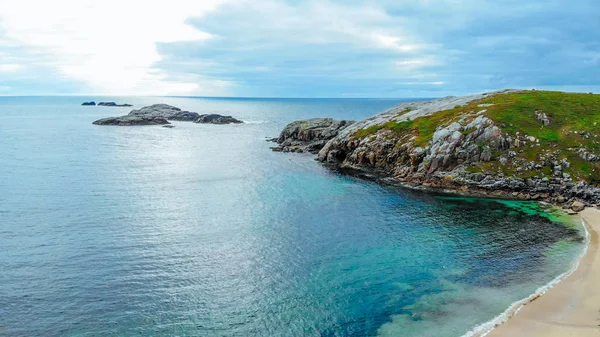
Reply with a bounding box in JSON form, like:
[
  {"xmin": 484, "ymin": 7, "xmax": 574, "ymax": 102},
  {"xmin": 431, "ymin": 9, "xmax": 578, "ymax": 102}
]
[
  {"xmin": 467, "ymin": 208, "xmax": 600, "ymax": 337},
  {"xmin": 328, "ymin": 162, "xmax": 596, "ymax": 336},
  {"xmin": 330, "ymin": 164, "xmax": 588, "ymax": 208}
]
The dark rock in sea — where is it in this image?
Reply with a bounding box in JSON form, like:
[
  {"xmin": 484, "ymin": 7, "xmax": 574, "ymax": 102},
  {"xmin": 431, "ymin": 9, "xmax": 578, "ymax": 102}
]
[
  {"xmin": 194, "ymin": 114, "xmax": 243, "ymax": 124},
  {"xmin": 92, "ymin": 116, "xmax": 170, "ymax": 126},
  {"xmin": 92, "ymin": 103, "xmax": 244, "ymax": 127},
  {"xmin": 272, "ymin": 118, "xmax": 354, "ymax": 154},
  {"xmin": 82, "ymin": 101, "xmax": 96, "ymax": 106},
  {"xmin": 98, "ymin": 102, "xmax": 133, "ymax": 107},
  {"xmin": 162, "ymin": 124, "xmax": 175, "ymax": 128},
  {"xmin": 128, "ymin": 104, "xmax": 200, "ymax": 121}
]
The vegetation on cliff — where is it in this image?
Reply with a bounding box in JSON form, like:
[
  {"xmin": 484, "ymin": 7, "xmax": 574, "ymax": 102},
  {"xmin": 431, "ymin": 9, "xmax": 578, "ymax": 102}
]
[
  {"xmin": 350, "ymin": 90, "xmax": 600, "ymax": 184},
  {"xmin": 317, "ymin": 90, "xmax": 600, "ymax": 205}
]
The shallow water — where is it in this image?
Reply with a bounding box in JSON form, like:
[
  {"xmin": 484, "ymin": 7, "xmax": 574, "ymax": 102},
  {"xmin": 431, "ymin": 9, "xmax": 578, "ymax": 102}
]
[{"xmin": 0, "ymin": 97, "xmax": 584, "ymax": 336}]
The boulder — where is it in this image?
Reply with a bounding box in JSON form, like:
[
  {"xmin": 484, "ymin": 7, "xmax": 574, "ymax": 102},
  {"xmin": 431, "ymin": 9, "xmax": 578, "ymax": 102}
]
[
  {"xmin": 82, "ymin": 101, "xmax": 96, "ymax": 106},
  {"xmin": 571, "ymin": 200, "xmax": 585, "ymax": 212},
  {"xmin": 194, "ymin": 114, "xmax": 243, "ymax": 124}
]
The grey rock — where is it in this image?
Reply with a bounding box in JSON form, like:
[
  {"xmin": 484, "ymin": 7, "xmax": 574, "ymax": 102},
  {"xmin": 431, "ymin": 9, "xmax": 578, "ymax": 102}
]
[
  {"xmin": 571, "ymin": 200, "xmax": 585, "ymax": 212},
  {"xmin": 536, "ymin": 111, "xmax": 552, "ymax": 125},
  {"xmin": 128, "ymin": 104, "xmax": 198, "ymax": 121},
  {"xmin": 93, "ymin": 104, "xmax": 241, "ymax": 126},
  {"xmin": 92, "ymin": 116, "xmax": 170, "ymax": 126},
  {"xmin": 98, "ymin": 102, "xmax": 133, "ymax": 107},
  {"xmin": 194, "ymin": 114, "xmax": 243, "ymax": 124},
  {"xmin": 274, "ymin": 118, "xmax": 354, "ymax": 154}
]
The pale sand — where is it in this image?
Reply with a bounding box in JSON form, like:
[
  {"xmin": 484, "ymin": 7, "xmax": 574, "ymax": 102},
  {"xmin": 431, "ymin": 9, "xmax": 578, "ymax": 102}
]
[{"xmin": 487, "ymin": 207, "xmax": 600, "ymax": 337}]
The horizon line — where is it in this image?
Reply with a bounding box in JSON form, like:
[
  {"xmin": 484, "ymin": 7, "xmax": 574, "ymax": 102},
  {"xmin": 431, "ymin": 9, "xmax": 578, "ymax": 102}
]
[{"xmin": 0, "ymin": 94, "xmax": 439, "ymax": 100}]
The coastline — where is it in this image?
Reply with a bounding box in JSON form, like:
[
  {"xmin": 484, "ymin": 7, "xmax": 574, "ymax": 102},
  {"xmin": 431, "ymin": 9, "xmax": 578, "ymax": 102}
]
[
  {"xmin": 467, "ymin": 207, "xmax": 599, "ymax": 337},
  {"xmin": 334, "ymin": 162, "xmax": 594, "ymax": 336}
]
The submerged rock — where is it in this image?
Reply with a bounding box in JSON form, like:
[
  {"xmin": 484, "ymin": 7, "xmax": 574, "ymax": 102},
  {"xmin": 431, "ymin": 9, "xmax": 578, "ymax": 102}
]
[
  {"xmin": 82, "ymin": 101, "xmax": 96, "ymax": 106},
  {"xmin": 194, "ymin": 114, "xmax": 243, "ymax": 124},
  {"xmin": 271, "ymin": 118, "xmax": 354, "ymax": 153}
]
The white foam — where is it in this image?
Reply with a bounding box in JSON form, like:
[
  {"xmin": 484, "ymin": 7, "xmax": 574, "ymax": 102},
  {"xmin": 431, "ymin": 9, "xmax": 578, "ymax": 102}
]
[{"xmin": 460, "ymin": 218, "xmax": 590, "ymax": 337}]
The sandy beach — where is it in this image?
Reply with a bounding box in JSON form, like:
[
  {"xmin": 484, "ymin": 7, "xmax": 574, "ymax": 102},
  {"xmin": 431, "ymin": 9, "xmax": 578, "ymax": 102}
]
[{"xmin": 487, "ymin": 207, "xmax": 600, "ymax": 337}]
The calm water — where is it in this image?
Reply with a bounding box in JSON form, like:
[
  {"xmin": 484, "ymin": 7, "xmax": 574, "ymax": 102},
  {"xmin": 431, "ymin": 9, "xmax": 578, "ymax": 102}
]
[{"xmin": 0, "ymin": 97, "xmax": 584, "ymax": 337}]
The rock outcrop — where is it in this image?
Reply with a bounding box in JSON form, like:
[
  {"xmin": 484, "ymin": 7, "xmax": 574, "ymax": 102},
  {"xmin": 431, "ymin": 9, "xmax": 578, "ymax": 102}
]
[
  {"xmin": 98, "ymin": 102, "xmax": 133, "ymax": 107},
  {"xmin": 93, "ymin": 104, "xmax": 244, "ymax": 126},
  {"xmin": 128, "ymin": 104, "xmax": 199, "ymax": 121},
  {"xmin": 92, "ymin": 116, "xmax": 170, "ymax": 126},
  {"xmin": 270, "ymin": 118, "xmax": 354, "ymax": 153},
  {"xmin": 194, "ymin": 114, "xmax": 243, "ymax": 124},
  {"xmin": 301, "ymin": 90, "xmax": 600, "ymax": 208},
  {"xmin": 82, "ymin": 101, "xmax": 96, "ymax": 106}
]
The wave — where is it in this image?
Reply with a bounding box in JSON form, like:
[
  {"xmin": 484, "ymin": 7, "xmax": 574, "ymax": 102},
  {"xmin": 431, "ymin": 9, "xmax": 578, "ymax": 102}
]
[{"xmin": 460, "ymin": 217, "xmax": 590, "ymax": 337}]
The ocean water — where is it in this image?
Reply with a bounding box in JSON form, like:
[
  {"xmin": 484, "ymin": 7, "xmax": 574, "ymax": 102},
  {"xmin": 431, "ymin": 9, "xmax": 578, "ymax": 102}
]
[{"xmin": 0, "ymin": 97, "xmax": 584, "ymax": 337}]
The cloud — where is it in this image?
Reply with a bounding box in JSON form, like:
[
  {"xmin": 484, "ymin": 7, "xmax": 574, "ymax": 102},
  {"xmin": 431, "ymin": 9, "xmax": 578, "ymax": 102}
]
[
  {"xmin": 0, "ymin": 64, "xmax": 22, "ymax": 72},
  {"xmin": 0, "ymin": 0, "xmax": 231, "ymax": 95},
  {"xmin": 156, "ymin": 0, "xmax": 442, "ymax": 97},
  {"xmin": 0, "ymin": 0, "xmax": 598, "ymax": 96}
]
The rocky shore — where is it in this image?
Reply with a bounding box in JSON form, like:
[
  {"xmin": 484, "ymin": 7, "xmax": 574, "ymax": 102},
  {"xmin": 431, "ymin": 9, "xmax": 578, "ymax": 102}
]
[
  {"xmin": 274, "ymin": 90, "xmax": 600, "ymax": 212},
  {"xmin": 93, "ymin": 104, "xmax": 243, "ymax": 126},
  {"xmin": 270, "ymin": 118, "xmax": 354, "ymax": 153}
]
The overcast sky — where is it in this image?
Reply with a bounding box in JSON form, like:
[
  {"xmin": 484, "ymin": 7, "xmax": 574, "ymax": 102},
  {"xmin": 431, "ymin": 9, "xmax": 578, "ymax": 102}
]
[{"xmin": 0, "ymin": 0, "xmax": 598, "ymax": 97}]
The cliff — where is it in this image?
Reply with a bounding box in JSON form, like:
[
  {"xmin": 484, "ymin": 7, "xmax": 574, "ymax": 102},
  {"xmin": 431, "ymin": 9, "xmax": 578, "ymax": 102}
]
[{"xmin": 316, "ymin": 90, "xmax": 600, "ymax": 207}]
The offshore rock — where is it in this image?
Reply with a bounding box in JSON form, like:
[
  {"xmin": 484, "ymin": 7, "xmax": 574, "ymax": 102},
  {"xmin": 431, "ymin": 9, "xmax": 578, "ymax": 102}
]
[
  {"xmin": 92, "ymin": 116, "xmax": 170, "ymax": 126},
  {"xmin": 128, "ymin": 104, "xmax": 199, "ymax": 121},
  {"xmin": 194, "ymin": 114, "xmax": 243, "ymax": 124},
  {"xmin": 93, "ymin": 104, "xmax": 244, "ymax": 126},
  {"xmin": 98, "ymin": 102, "xmax": 133, "ymax": 107}
]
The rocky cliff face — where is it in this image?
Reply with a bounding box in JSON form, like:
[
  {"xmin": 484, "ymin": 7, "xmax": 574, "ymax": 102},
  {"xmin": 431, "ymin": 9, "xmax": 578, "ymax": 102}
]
[
  {"xmin": 316, "ymin": 90, "xmax": 600, "ymax": 207},
  {"xmin": 271, "ymin": 118, "xmax": 354, "ymax": 153}
]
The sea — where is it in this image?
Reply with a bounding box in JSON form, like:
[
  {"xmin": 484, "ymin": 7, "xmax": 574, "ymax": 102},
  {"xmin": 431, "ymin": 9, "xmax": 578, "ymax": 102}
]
[{"xmin": 0, "ymin": 96, "xmax": 585, "ymax": 337}]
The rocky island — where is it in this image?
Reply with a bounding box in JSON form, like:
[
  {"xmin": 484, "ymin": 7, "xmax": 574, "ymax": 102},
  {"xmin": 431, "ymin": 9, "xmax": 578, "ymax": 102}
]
[
  {"xmin": 98, "ymin": 102, "xmax": 133, "ymax": 107},
  {"xmin": 82, "ymin": 101, "xmax": 133, "ymax": 107},
  {"xmin": 276, "ymin": 90, "xmax": 600, "ymax": 209},
  {"xmin": 93, "ymin": 104, "xmax": 244, "ymax": 126}
]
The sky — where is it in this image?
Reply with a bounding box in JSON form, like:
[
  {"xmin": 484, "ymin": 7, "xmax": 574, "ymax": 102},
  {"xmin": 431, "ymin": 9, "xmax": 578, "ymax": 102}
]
[{"xmin": 0, "ymin": 0, "xmax": 598, "ymax": 97}]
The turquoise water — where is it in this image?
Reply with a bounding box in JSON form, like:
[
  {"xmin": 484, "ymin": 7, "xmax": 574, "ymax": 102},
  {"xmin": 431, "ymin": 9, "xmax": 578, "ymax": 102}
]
[{"xmin": 0, "ymin": 97, "xmax": 584, "ymax": 336}]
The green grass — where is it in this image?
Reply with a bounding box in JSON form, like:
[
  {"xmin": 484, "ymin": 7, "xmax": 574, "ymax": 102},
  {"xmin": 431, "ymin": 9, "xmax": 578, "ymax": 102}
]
[
  {"xmin": 482, "ymin": 90, "xmax": 600, "ymax": 148},
  {"xmin": 353, "ymin": 124, "xmax": 385, "ymax": 139}
]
